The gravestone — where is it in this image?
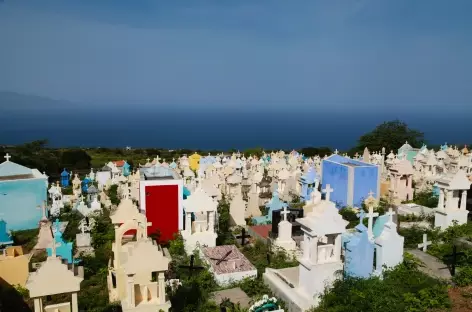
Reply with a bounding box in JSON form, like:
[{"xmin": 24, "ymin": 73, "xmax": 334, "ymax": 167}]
[{"xmin": 271, "ymin": 208, "xmax": 304, "ymax": 236}]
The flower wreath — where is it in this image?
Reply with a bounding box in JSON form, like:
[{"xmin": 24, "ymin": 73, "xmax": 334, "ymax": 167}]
[{"xmin": 249, "ymin": 295, "xmax": 279, "ymax": 312}]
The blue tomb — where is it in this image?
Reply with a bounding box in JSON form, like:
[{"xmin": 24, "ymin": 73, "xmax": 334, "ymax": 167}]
[
  {"xmin": 0, "ymin": 219, "xmax": 13, "ymax": 247},
  {"xmin": 0, "ymin": 157, "xmax": 48, "ymax": 231},
  {"xmin": 321, "ymin": 154, "xmax": 380, "ymax": 208},
  {"xmin": 122, "ymin": 161, "xmax": 131, "ymax": 177},
  {"xmin": 60, "ymin": 169, "xmax": 69, "ymax": 187},
  {"xmin": 252, "ymin": 191, "xmax": 287, "ymax": 225},
  {"xmin": 47, "ymin": 219, "xmax": 78, "ymax": 264},
  {"xmin": 299, "ymin": 166, "xmax": 319, "ymax": 202},
  {"xmin": 81, "ymin": 177, "xmax": 91, "ymax": 193},
  {"xmin": 343, "ymin": 211, "xmax": 375, "ymax": 278}
]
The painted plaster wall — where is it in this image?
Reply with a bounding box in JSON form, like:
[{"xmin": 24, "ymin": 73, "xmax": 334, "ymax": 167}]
[
  {"xmin": 321, "ymin": 160, "xmax": 348, "ymax": 207},
  {"xmin": 353, "ymin": 166, "xmax": 379, "ymax": 207},
  {"xmin": 0, "ymin": 178, "xmax": 47, "ymax": 231}
]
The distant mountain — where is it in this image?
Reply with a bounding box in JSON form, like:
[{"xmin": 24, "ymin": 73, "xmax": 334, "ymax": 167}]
[{"xmin": 0, "ymin": 91, "xmax": 73, "ymax": 112}]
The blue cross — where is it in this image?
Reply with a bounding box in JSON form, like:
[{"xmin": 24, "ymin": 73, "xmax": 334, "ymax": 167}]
[{"xmin": 357, "ymin": 210, "xmax": 366, "ymax": 225}]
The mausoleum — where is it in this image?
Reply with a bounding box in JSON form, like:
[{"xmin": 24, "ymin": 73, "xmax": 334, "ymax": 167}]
[
  {"xmin": 321, "ymin": 154, "xmax": 380, "ymax": 208},
  {"xmin": 0, "ymin": 154, "xmax": 48, "ymax": 231}
]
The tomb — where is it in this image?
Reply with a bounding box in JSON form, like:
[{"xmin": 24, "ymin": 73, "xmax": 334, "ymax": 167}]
[
  {"xmin": 229, "ymin": 190, "xmax": 247, "ymax": 226},
  {"xmin": 389, "ymin": 159, "xmax": 414, "ymax": 203},
  {"xmin": 342, "ymin": 211, "xmax": 375, "ymax": 278},
  {"xmin": 263, "ymin": 191, "xmax": 349, "ymax": 311},
  {"xmin": 60, "ymin": 169, "xmax": 70, "ymax": 187},
  {"xmin": 321, "ymin": 154, "xmax": 380, "ymax": 208},
  {"xmin": 200, "ymin": 245, "xmax": 257, "ymax": 286},
  {"xmin": 0, "ymin": 246, "xmax": 30, "ymax": 287},
  {"xmin": 139, "ymin": 165, "xmax": 184, "ymax": 242},
  {"xmin": 434, "ymin": 169, "xmax": 470, "ymax": 230},
  {"xmin": 271, "ymin": 207, "xmax": 304, "ymax": 237},
  {"xmin": 374, "ymin": 209, "xmax": 404, "ymax": 274},
  {"xmin": 108, "ymin": 216, "xmax": 172, "ymax": 311},
  {"xmin": 182, "ymin": 187, "xmax": 218, "ymax": 255},
  {"xmin": 397, "ymin": 141, "xmax": 420, "ymax": 165},
  {"xmin": 0, "ymin": 154, "xmax": 48, "ymax": 231},
  {"xmin": 0, "ymin": 219, "xmax": 13, "ymax": 247},
  {"xmin": 252, "ymin": 192, "xmax": 287, "ymax": 225},
  {"xmin": 46, "ymin": 219, "xmax": 77, "ymax": 264},
  {"xmin": 26, "ymin": 240, "xmax": 83, "ymax": 312},
  {"xmin": 273, "ymin": 207, "xmax": 297, "ymax": 253}
]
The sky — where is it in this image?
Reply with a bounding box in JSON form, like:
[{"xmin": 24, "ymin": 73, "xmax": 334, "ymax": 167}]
[{"xmin": 0, "ymin": 0, "xmax": 471, "ymax": 113}]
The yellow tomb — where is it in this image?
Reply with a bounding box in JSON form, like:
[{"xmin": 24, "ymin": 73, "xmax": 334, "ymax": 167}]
[{"xmin": 189, "ymin": 153, "xmax": 201, "ymax": 171}]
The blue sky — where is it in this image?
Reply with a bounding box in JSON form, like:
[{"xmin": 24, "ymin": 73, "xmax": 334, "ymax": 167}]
[{"xmin": 0, "ymin": 0, "xmax": 471, "ymax": 112}]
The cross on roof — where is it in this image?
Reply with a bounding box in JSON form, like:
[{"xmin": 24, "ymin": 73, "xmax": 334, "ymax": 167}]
[
  {"xmin": 368, "ymin": 190, "xmax": 375, "ymax": 198},
  {"xmin": 418, "ymin": 233, "xmax": 432, "ymax": 252},
  {"xmin": 3, "ymin": 153, "xmax": 11, "ymax": 162},
  {"xmin": 334, "ymin": 149, "xmax": 338, "ymax": 154},
  {"xmin": 281, "ymin": 206, "xmax": 290, "ymax": 222},
  {"xmin": 322, "ymin": 184, "xmax": 334, "ymax": 202}
]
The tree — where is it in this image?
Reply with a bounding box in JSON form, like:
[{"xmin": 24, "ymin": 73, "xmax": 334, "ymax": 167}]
[
  {"xmin": 299, "ymin": 147, "xmax": 333, "ymax": 157},
  {"xmin": 60, "ymin": 149, "xmax": 92, "ymax": 170},
  {"xmin": 352, "ymin": 120, "xmax": 424, "ymax": 154}
]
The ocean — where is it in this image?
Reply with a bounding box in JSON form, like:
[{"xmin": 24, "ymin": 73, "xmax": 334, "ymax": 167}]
[{"xmin": 0, "ymin": 107, "xmax": 471, "ymax": 151}]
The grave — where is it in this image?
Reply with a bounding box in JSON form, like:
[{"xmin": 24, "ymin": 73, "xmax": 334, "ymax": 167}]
[
  {"xmin": 210, "ymin": 287, "xmax": 251, "ymax": 309},
  {"xmin": 343, "ymin": 211, "xmax": 374, "ymax": 278},
  {"xmin": 271, "ymin": 208, "xmax": 304, "ymax": 236},
  {"xmin": 200, "ymin": 245, "xmax": 257, "ymax": 286}
]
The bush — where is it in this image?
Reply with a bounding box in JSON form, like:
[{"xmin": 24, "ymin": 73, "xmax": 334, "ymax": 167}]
[
  {"xmin": 453, "ymin": 266, "xmax": 472, "ymax": 287},
  {"xmin": 312, "ymin": 263, "xmax": 450, "ymax": 312}
]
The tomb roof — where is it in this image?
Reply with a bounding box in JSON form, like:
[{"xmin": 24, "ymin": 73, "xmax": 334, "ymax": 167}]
[
  {"xmin": 123, "ymin": 239, "xmax": 170, "ymax": 274},
  {"xmin": 202, "ymin": 245, "xmax": 256, "ymax": 275},
  {"xmin": 26, "ymin": 256, "xmax": 82, "ymax": 297},
  {"xmin": 0, "ymin": 159, "xmax": 34, "ymax": 178},
  {"xmin": 324, "ymin": 154, "xmax": 375, "ymax": 167},
  {"xmin": 183, "ymin": 187, "xmax": 217, "ymax": 213}
]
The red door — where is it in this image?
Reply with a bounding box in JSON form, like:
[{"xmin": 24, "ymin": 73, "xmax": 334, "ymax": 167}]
[{"xmin": 145, "ymin": 184, "xmax": 179, "ymax": 243}]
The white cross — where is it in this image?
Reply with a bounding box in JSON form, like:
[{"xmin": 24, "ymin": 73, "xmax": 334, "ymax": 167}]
[
  {"xmin": 368, "ymin": 190, "xmax": 375, "ymax": 198},
  {"xmin": 3, "ymin": 154, "xmax": 11, "ymax": 162},
  {"xmin": 281, "ymin": 206, "xmax": 290, "ymax": 222},
  {"xmin": 418, "ymin": 233, "xmax": 432, "ymax": 252},
  {"xmin": 386, "ymin": 208, "xmax": 395, "ymax": 224},
  {"xmin": 366, "ymin": 205, "xmax": 379, "ymax": 238},
  {"xmin": 322, "ymin": 184, "xmax": 334, "ymax": 202},
  {"xmin": 334, "ymin": 149, "xmax": 339, "ymax": 154}
]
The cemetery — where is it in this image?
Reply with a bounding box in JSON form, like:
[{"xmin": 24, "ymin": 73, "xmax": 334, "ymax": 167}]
[{"xmin": 0, "ymin": 122, "xmax": 472, "ymax": 312}]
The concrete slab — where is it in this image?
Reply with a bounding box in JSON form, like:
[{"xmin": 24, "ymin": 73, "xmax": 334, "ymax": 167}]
[
  {"xmin": 407, "ymin": 249, "xmax": 451, "ymax": 280},
  {"xmin": 211, "ymin": 287, "xmax": 251, "ymax": 308}
]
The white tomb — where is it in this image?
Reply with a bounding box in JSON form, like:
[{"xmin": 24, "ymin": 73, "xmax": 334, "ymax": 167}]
[
  {"xmin": 374, "ymin": 209, "xmax": 404, "ymax": 274},
  {"xmin": 182, "ymin": 187, "xmax": 218, "ymax": 255},
  {"xmin": 434, "ymin": 169, "xmax": 470, "ymax": 230},
  {"xmin": 263, "ymin": 191, "xmax": 349, "ymax": 311},
  {"xmin": 274, "ymin": 206, "xmax": 297, "ymax": 253}
]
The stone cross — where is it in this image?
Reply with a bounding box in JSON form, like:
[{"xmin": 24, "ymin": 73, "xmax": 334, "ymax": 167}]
[
  {"xmin": 357, "ymin": 209, "xmax": 366, "ymax": 225},
  {"xmin": 334, "ymin": 149, "xmax": 339, "ymax": 155},
  {"xmin": 418, "ymin": 233, "xmax": 432, "ymax": 252},
  {"xmin": 386, "ymin": 208, "xmax": 395, "ymax": 224},
  {"xmin": 3, "ymin": 153, "xmax": 11, "ymax": 162},
  {"xmin": 281, "ymin": 206, "xmax": 290, "ymax": 222},
  {"xmin": 366, "ymin": 204, "xmax": 379, "ymax": 238},
  {"xmin": 322, "ymin": 184, "xmax": 334, "ymax": 202}
]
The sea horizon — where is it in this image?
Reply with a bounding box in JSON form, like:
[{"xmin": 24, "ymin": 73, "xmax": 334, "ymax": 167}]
[{"xmin": 1, "ymin": 106, "xmax": 471, "ymax": 151}]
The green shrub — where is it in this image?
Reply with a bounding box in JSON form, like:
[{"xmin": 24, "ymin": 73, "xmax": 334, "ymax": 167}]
[{"xmin": 453, "ymin": 266, "xmax": 472, "ymax": 287}]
